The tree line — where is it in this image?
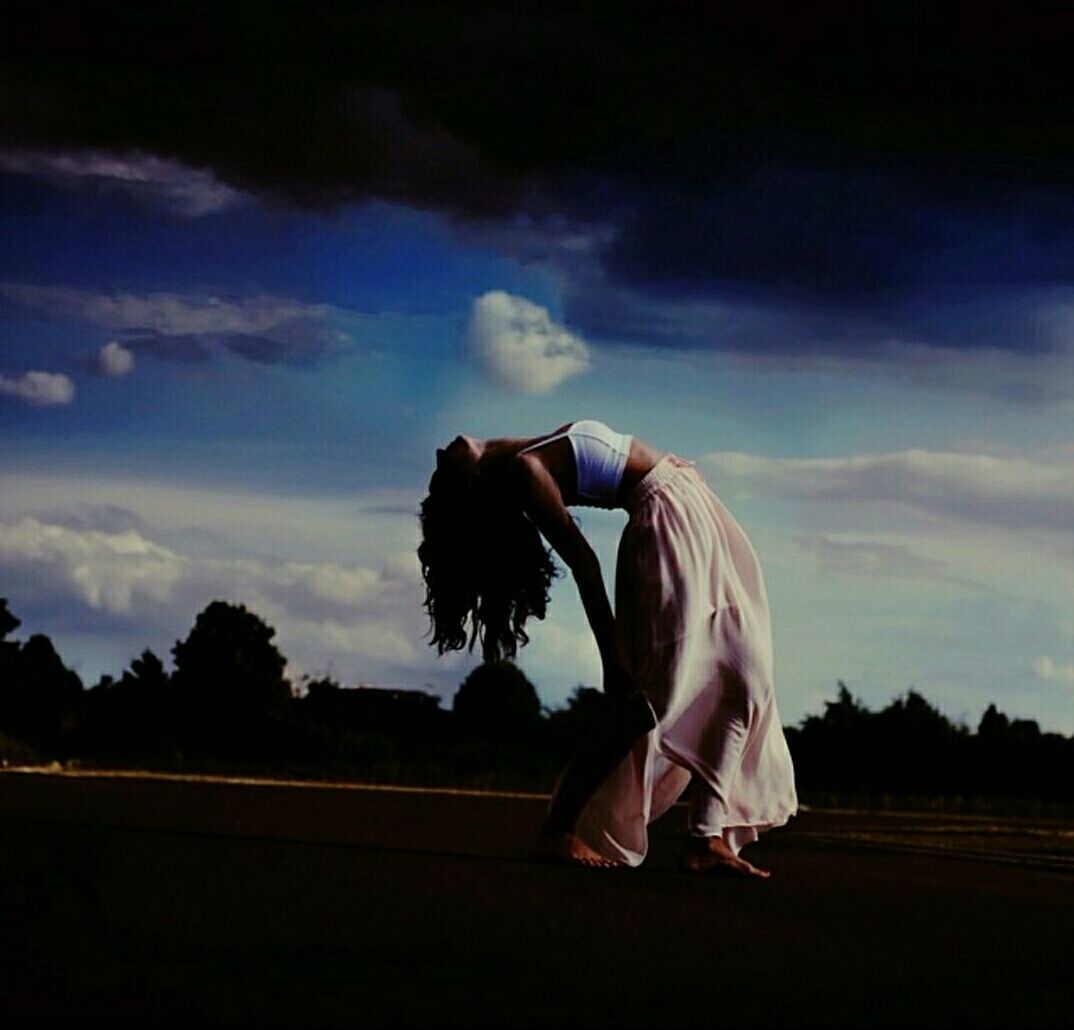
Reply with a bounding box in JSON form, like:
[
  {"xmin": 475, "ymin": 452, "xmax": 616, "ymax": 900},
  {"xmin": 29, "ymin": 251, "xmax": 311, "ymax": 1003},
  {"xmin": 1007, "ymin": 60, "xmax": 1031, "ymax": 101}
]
[{"xmin": 1, "ymin": 595, "xmax": 1071, "ymax": 809}]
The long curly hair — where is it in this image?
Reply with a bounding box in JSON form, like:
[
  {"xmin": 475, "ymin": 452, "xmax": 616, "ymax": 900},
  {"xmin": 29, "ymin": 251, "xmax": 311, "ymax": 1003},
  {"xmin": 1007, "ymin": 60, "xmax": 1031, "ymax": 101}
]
[{"xmin": 418, "ymin": 465, "xmax": 559, "ymax": 662}]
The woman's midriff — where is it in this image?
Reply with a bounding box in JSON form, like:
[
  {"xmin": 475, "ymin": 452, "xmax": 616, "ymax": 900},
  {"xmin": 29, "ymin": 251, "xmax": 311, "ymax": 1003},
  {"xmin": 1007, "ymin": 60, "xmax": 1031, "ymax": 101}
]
[{"xmin": 616, "ymin": 438, "xmax": 667, "ymax": 505}]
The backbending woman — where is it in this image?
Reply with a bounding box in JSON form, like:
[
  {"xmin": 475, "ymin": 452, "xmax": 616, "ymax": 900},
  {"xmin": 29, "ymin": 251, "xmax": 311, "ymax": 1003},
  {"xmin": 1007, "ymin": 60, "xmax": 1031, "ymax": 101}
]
[{"xmin": 419, "ymin": 419, "xmax": 797, "ymax": 876}]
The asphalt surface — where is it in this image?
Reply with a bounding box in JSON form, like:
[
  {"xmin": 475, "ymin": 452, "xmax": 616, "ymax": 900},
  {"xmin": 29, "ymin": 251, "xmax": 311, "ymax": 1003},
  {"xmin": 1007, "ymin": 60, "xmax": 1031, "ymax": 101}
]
[{"xmin": 1, "ymin": 771, "xmax": 1071, "ymax": 1027}]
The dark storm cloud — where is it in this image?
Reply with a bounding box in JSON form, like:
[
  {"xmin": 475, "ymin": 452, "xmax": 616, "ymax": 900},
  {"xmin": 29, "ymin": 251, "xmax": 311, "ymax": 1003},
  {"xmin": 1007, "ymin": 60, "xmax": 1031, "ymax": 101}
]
[
  {"xmin": 600, "ymin": 155, "xmax": 1074, "ymax": 307},
  {"xmin": 7, "ymin": 2, "xmax": 1074, "ymax": 345}
]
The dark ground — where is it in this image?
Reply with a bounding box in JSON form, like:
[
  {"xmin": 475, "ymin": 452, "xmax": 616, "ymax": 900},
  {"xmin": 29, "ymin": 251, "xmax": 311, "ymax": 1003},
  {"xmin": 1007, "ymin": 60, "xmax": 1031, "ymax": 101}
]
[{"xmin": 1, "ymin": 771, "xmax": 1071, "ymax": 1027}]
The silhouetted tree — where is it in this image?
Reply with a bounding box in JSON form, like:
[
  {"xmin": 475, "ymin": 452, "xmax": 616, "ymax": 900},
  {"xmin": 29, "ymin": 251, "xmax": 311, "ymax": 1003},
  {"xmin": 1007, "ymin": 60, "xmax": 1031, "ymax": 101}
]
[
  {"xmin": 172, "ymin": 600, "xmax": 291, "ymax": 755},
  {"xmin": 453, "ymin": 661, "xmax": 542, "ymax": 739},
  {"xmin": 791, "ymin": 681, "xmax": 873, "ymax": 792},
  {"xmin": 303, "ymin": 679, "xmax": 444, "ymax": 736},
  {"xmin": 79, "ymin": 648, "xmax": 176, "ymax": 760},
  {"xmin": 0, "ymin": 599, "xmax": 20, "ymax": 710},
  {"xmin": 7, "ymin": 584, "xmax": 1074, "ymax": 802},
  {"xmin": 0, "ymin": 597, "xmax": 18, "ymax": 641},
  {"xmin": 1009, "ymin": 718, "xmax": 1041, "ymax": 743},
  {"xmin": 824, "ymin": 682, "xmax": 871, "ymax": 731},
  {"xmin": 127, "ymin": 648, "xmax": 168, "ymax": 690},
  {"xmin": 871, "ymin": 689, "xmax": 964, "ymax": 794},
  {"xmin": 0, "ymin": 600, "xmax": 82, "ymax": 755},
  {"xmin": 978, "ymin": 703, "xmax": 1010, "ymax": 740}
]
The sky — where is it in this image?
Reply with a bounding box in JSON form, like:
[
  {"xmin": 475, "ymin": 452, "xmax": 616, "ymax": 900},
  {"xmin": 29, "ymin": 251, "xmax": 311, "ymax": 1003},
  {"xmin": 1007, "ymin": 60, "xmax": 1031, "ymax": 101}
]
[{"xmin": 2, "ymin": 3, "xmax": 1074, "ymax": 733}]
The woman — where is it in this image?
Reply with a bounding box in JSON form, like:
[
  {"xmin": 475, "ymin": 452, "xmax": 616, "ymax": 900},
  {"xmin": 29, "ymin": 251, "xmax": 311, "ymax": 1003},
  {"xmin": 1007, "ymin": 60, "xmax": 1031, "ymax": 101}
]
[{"xmin": 419, "ymin": 419, "xmax": 797, "ymax": 876}]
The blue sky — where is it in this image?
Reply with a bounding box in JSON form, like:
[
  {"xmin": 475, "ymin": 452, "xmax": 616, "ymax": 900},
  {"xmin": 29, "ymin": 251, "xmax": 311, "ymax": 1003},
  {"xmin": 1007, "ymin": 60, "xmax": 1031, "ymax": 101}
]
[{"xmin": 3, "ymin": 5, "xmax": 1074, "ymax": 734}]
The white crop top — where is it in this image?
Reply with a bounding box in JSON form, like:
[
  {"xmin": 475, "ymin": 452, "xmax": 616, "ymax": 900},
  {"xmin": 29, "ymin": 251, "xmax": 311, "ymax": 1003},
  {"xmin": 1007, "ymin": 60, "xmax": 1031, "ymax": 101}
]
[{"xmin": 517, "ymin": 419, "xmax": 633, "ymax": 508}]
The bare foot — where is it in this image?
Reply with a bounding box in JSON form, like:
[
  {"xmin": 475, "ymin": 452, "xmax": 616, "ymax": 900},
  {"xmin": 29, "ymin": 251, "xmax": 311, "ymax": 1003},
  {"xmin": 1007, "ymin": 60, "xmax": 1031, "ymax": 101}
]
[
  {"xmin": 532, "ymin": 831, "xmax": 623, "ymax": 868},
  {"xmin": 681, "ymin": 836, "xmax": 771, "ymax": 879}
]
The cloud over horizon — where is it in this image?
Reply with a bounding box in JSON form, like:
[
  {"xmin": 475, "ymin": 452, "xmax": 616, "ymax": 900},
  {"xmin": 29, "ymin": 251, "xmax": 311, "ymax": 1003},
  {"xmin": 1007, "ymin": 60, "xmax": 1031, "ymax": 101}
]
[{"xmin": 0, "ymin": 514, "xmax": 430, "ymax": 674}]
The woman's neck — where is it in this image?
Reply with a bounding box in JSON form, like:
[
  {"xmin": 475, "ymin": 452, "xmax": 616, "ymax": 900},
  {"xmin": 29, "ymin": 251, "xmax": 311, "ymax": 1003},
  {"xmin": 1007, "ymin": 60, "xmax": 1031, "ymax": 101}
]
[{"xmin": 478, "ymin": 436, "xmax": 530, "ymax": 470}]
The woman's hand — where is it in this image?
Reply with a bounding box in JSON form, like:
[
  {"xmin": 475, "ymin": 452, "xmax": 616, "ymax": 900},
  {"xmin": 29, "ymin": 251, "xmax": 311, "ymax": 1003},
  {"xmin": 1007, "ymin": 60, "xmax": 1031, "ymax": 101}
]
[
  {"xmin": 668, "ymin": 454, "xmax": 702, "ymax": 479},
  {"xmin": 602, "ymin": 659, "xmax": 635, "ymax": 701}
]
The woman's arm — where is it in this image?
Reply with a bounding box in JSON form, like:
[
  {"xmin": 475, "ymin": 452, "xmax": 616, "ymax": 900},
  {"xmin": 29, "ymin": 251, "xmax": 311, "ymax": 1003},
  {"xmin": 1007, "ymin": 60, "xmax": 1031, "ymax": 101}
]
[
  {"xmin": 508, "ymin": 454, "xmax": 630, "ymax": 697},
  {"xmin": 509, "ymin": 455, "xmax": 657, "ymax": 855},
  {"xmin": 538, "ymin": 688, "xmax": 656, "ymax": 844}
]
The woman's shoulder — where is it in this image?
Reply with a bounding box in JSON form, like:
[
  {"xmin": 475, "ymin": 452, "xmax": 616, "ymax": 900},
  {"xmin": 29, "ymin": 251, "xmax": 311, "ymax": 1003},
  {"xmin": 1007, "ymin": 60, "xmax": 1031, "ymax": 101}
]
[{"xmin": 515, "ymin": 421, "xmax": 576, "ymax": 454}]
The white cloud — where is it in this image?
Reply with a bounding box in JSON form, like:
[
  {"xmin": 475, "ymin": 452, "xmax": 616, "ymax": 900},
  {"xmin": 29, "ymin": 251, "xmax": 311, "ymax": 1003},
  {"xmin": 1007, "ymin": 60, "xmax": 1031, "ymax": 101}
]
[
  {"xmin": 0, "ymin": 147, "xmax": 242, "ymax": 217},
  {"xmin": 1033, "ymin": 656, "xmax": 1074, "ymax": 684},
  {"xmin": 0, "ymin": 282, "xmax": 332, "ymax": 336},
  {"xmin": 0, "ymin": 282, "xmax": 350, "ymax": 365},
  {"xmin": 466, "ymin": 290, "xmax": 590, "ymax": 394},
  {"xmin": 0, "ymin": 370, "xmax": 75, "ymax": 406},
  {"xmin": 98, "ymin": 341, "xmax": 134, "ymax": 376},
  {"xmin": 700, "ymin": 448, "xmax": 1074, "ymax": 534}
]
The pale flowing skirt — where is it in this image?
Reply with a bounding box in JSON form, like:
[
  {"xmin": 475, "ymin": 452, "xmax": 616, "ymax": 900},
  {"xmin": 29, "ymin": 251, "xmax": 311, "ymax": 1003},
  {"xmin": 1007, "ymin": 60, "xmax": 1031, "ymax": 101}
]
[{"xmin": 575, "ymin": 455, "xmax": 798, "ymax": 866}]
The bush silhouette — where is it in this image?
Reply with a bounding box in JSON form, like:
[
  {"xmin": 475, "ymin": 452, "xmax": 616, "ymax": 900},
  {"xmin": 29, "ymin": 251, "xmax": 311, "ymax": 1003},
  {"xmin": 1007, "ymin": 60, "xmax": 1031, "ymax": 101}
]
[
  {"xmin": 80, "ymin": 648, "xmax": 176, "ymax": 760},
  {"xmin": 453, "ymin": 660, "xmax": 542, "ymax": 739},
  {"xmin": 545, "ymin": 685, "xmax": 615, "ymax": 758}
]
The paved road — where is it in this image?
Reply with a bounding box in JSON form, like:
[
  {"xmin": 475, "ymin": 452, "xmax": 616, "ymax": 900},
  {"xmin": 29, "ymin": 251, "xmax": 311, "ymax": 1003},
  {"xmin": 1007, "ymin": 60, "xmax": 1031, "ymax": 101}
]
[{"xmin": 1, "ymin": 772, "xmax": 1070, "ymax": 1026}]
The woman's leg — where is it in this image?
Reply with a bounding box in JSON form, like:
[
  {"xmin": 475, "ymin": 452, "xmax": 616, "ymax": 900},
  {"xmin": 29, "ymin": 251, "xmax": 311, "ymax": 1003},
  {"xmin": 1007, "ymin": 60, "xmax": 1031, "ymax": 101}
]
[
  {"xmin": 534, "ymin": 691, "xmax": 656, "ymax": 866},
  {"xmin": 682, "ymin": 778, "xmax": 770, "ymax": 878}
]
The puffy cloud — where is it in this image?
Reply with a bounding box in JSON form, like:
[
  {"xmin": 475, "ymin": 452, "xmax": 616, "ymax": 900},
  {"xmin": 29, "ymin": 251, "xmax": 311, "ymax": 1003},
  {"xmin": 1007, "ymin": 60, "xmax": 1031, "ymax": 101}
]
[
  {"xmin": 467, "ymin": 290, "xmax": 590, "ymax": 394},
  {"xmin": 700, "ymin": 448, "xmax": 1074, "ymax": 534},
  {"xmin": 1033, "ymin": 656, "xmax": 1074, "ymax": 684},
  {"xmin": 0, "ymin": 283, "xmax": 350, "ymax": 366},
  {"xmin": 0, "ymin": 518, "xmax": 183, "ymax": 614},
  {"xmin": 98, "ymin": 341, "xmax": 134, "ymax": 376},
  {"xmin": 0, "ymin": 369, "xmax": 75, "ymax": 406},
  {"xmin": 0, "ymin": 147, "xmax": 242, "ymax": 217}
]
